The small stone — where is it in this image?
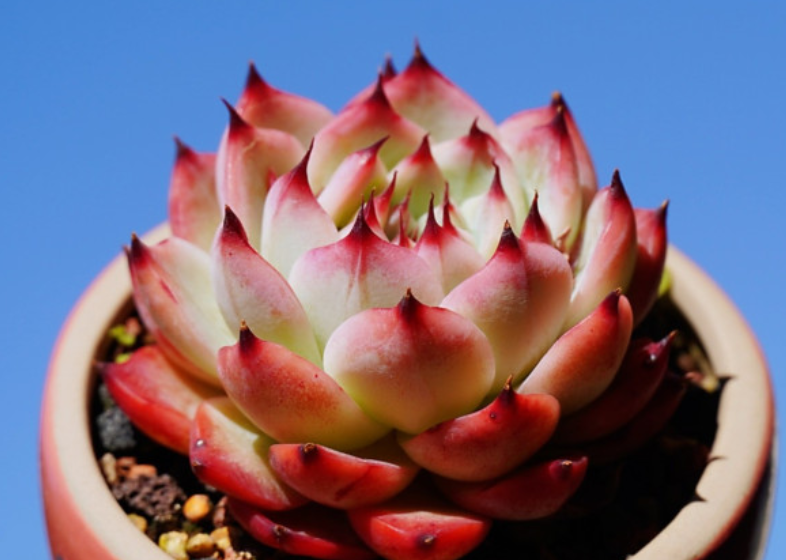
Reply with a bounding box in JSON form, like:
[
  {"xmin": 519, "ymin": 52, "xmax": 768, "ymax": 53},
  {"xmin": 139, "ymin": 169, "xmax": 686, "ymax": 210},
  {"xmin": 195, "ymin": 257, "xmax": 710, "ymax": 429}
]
[
  {"xmin": 127, "ymin": 513, "xmax": 148, "ymax": 533},
  {"xmin": 159, "ymin": 531, "xmax": 188, "ymax": 560},
  {"xmin": 212, "ymin": 496, "xmax": 228, "ymax": 528},
  {"xmin": 112, "ymin": 473, "xmax": 187, "ymax": 518},
  {"xmin": 99, "ymin": 453, "xmax": 118, "ymax": 485},
  {"xmin": 97, "ymin": 406, "xmax": 137, "ymax": 452},
  {"xmin": 185, "ymin": 533, "xmax": 215, "ymax": 558},
  {"xmin": 210, "ymin": 527, "xmax": 234, "ymax": 552},
  {"xmin": 127, "ymin": 464, "xmax": 158, "ymax": 479},
  {"xmin": 183, "ymin": 494, "xmax": 213, "ymax": 523},
  {"xmin": 115, "ymin": 456, "xmax": 137, "ymax": 480}
]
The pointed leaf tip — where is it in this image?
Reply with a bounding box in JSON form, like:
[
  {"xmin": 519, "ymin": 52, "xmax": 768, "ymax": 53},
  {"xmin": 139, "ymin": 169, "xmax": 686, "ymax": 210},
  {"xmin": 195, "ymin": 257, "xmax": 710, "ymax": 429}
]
[
  {"xmin": 245, "ymin": 61, "xmax": 266, "ymax": 90},
  {"xmin": 238, "ymin": 321, "xmax": 255, "ymax": 351},
  {"xmin": 221, "ymin": 205, "xmax": 249, "ymax": 242},
  {"xmin": 222, "ymin": 98, "xmax": 250, "ymax": 134}
]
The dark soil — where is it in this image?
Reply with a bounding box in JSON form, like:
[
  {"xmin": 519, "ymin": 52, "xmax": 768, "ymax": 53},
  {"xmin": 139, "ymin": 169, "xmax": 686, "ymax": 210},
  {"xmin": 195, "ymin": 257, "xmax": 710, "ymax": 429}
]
[{"xmin": 91, "ymin": 296, "xmax": 724, "ymax": 560}]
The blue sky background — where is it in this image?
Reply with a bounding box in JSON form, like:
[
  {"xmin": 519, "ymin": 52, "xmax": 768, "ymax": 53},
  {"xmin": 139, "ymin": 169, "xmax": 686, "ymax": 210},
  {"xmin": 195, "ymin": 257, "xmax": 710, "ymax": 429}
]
[{"xmin": 1, "ymin": 2, "xmax": 784, "ymax": 557}]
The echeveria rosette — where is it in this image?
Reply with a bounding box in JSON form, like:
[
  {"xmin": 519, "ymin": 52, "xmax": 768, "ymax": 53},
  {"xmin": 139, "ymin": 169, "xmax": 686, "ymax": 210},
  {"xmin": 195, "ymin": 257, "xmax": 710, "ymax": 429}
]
[{"xmin": 101, "ymin": 46, "xmax": 673, "ymax": 560}]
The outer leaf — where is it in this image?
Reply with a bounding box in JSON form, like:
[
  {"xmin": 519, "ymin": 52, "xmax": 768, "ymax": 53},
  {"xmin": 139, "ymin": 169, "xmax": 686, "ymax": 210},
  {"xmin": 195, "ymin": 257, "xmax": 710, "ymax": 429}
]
[
  {"xmin": 190, "ymin": 397, "xmax": 306, "ymax": 510},
  {"xmin": 217, "ymin": 325, "xmax": 389, "ymax": 451},
  {"xmin": 348, "ymin": 483, "xmax": 491, "ymax": 560},
  {"xmin": 98, "ymin": 346, "xmax": 221, "ymax": 454},
  {"xmin": 128, "ymin": 236, "xmax": 234, "ymax": 384},
  {"xmin": 268, "ymin": 435, "xmax": 419, "ymax": 509},
  {"xmin": 228, "ymin": 499, "xmax": 376, "ymax": 560},
  {"xmin": 518, "ymin": 291, "xmax": 633, "ymax": 415},
  {"xmin": 398, "ymin": 385, "xmax": 559, "ymax": 482},
  {"xmin": 437, "ymin": 457, "xmax": 589, "ymax": 520}
]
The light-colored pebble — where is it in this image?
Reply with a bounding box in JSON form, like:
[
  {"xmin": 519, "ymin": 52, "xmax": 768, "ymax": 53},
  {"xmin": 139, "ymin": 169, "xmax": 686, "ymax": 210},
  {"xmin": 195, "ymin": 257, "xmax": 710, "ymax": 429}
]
[
  {"xmin": 185, "ymin": 533, "xmax": 215, "ymax": 558},
  {"xmin": 127, "ymin": 513, "xmax": 147, "ymax": 533},
  {"xmin": 159, "ymin": 531, "xmax": 188, "ymax": 560},
  {"xmin": 183, "ymin": 494, "xmax": 213, "ymax": 522},
  {"xmin": 99, "ymin": 453, "xmax": 117, "ymax": 485}
]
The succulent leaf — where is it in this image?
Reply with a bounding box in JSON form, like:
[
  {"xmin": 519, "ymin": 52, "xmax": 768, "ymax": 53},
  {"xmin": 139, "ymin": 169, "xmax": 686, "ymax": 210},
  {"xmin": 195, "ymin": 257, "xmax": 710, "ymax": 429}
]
[
  {"xmin": 236, "ymin": 63, "xmax": 334, "ymax": 147},
  {"xmin": 518, "ymin": 290, "xmax": 633, "ymax": 415},
  {"xmin": 168, "ymin": 138, "xmax": 220, "ymax": 252},
  {"xmin": 260, "ymin": 146, "xmax": 340, "ymax": 277},
  {"xmin": 128, "ymin": 236, "xmax": 234, "ymax": 384},
  {"xmin": 268, "ymin": 435, "xmax": 419, "ymax": 509},
  {"xmin": 567, "ymin": 170, "xmax": 637, "ymax": 327},
  {"xmin": 436, "ymin": 456, "xmax": 589, "ymax": 520},
  {"xmin": 348, "ymin": 483, "xmax": 491, "ymax": 560},
  {"xmin": 288, "ymin": 213, "xmax": 444, "ymax": 350},
  {"xmin": 190, "ymin": 397, "xmax": 307, "ymax": 510},
  {"xmin": 398, "ymin": 384, "xmax": 560, "ymax": 482},
  {"xmin": 218, "ymin": 325, "xmax": 389, "ymax": 450},
  {"xmin": 628, "ymin": 203, "xmax": 669, "ymax": 325},
  {"xmin": 309, "ymin": 77, "xmax": 425, "ymax": 191},
  {"xmin": 228, "ymin": 499, "xmax": 376, "ymax": 560},
  {"xmin": 323, "ymin": 292, "xmax": 495, "ymax": 434},
  {"xmin": 99, "ymin": 346, "xmax": 221, "ymax": 454},
  {"xmin": 212, "ymin": 207, "xmax": 321, "ymax": 365},
  {"xmin": 442, "ymin": 226, "xmax": 572, "ymax": 392}
]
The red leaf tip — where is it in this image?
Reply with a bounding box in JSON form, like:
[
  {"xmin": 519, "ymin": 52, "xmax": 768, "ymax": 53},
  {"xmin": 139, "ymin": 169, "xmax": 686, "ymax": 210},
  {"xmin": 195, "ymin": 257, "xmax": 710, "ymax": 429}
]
[
  {"xmin": 245, "ymin": 61, "xmax": 268, "ymax": 91},
  {"xmin": 222, "ymin": 98, "xmax": 251, "ymax": 135},
  {"xmin": 221, "ymin": 206, "xmax": 249, "ymax": 243}
]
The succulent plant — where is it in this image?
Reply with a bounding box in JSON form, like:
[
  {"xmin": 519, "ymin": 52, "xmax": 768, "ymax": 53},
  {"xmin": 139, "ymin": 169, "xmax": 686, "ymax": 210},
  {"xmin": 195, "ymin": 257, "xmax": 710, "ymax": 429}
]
[{"xmin": 100, "ymin": 45, "xmax": 675, "ymax": 560}]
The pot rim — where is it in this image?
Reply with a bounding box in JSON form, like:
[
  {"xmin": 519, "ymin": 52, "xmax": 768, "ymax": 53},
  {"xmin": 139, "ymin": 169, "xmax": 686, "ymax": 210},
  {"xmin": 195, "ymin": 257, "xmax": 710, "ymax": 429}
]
[{"xmin": 40, "ymin": 226, "xmax": 775, "ymax": 560}]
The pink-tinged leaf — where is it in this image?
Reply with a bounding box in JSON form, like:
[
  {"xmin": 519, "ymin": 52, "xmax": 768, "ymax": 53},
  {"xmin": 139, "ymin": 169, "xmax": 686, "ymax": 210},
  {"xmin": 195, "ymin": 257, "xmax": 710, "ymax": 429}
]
[
  {"xmin": 212, "ymin": 207, "xmax": 321, "ymax": 365},
  {"xmin": 235, "ymin": 62, "xmax": 334, "ymax": 147},
  {"xmin": 520, "ymin": 193, "xmax": 554, "ymax": 245},
  {"xmin": 414, "ymin": 201, "xmax": 485, "ymax": 293},
  {"xmin": 389, "ymin": 135, "xmax": 446, "ymax": 218},
  {"xmin": 431, "ymin": 122, "xmax": 526, "ymax": 225},
  {"xmin": 398, "ymin": 383, "xmax": 559, "ymax": 482},
  {"xmin": 218, "ymin": 325, "xmax": 389, "ymax": 451},
  {"xmin": 518, "ymin": 291, "xmax": 633, "ymax": 415},
  {"xmin": 442, "ymin": 227, "xmax": 572, "ymax": 392},
  {"xmin": 288, "ymin": 213, "xmax": 443, "ymax": 349},
  {"xmin": 499, "ymin": 93, "xmax": 597, "ymax": 214},
  {"xmin": 190, "ymin": 397, "xmax": 306, "ymax": 511},
  {"xmin": 309, "ymin": 77, "xmax": 425, "ymax": 191},
  {"xmin": 556, "ymin": 93, "xmax": 598, "ymax": 213},
  {"xmin": 228, "ymin": 499, "xmax": 376, "ymax": 560},
  {"xmin": 361, "ymin": 192, "xmax": 389, "ymax": 239},
  {"xmin": 628, "ymin": 202, "xmax": 669, "ymax": 325},
  {"xmin": 567, "ymin": 170, "xmax": 637, "ymax": 327},
  {"xmin": 268, "ymin": 435, "xmax": 419, "ymax": 509},
  {"xmin": 437, "ymin": 456, "xmax": 588, "ymax": 520},
  {"xmin": 317, "ymin": 138, "xmax": 388, "ymax": 227},
  {"xmin": 215, "ymin": 101, "xmax": 304, "ymax": 249},
  {"xmin": 499, "ymin": 106, "xmax": 582, "ymax": 251},
  {"xmin": 323, "ymin": 292, "xmax": 495, "ymax": 435},
  {"xmin": 577, "ymin": 373, "xmax": 687, "ymax": 465},
  {"xmin": 371, "ymin": 173, "xmax": 397, "ymax": 230},
  {"xmin": 128, "ymin": 236, "xmax": 234, "ymax": 384},
  {"xmin": 554, "ymin": 333, "xmax": 674, "ymax": 444},
  {"xmin": 260, "ymin": 146, "xmax": 339, "ymax": 277},
  {"xmin": 459, "ymin": 165, "xmax": 517, "ymax": 259},
  {"xmin": 342, "ymin": 56, "xmax": 398, "ymax": 110},
  {"xmin": 382, "ymin": 43, "xmax": 498, "ymax": 144},
  {"xmin": 348, "ymin": 483, "xmax": 491, "ymax": 560},
  {"xmin": 98, "ymin": 346, "xmax": 221, "ymax": 455},
  {"xmin": 167, "ymin": 138, "xmax": 220, "ymax": 252}
]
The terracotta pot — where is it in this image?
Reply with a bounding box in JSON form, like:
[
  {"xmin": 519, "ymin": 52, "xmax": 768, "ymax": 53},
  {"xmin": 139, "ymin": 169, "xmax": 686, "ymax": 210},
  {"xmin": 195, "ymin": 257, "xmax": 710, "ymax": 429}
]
[{"xmin": 40, "ymin": 226, "xmax": 775, "ymax": 560}]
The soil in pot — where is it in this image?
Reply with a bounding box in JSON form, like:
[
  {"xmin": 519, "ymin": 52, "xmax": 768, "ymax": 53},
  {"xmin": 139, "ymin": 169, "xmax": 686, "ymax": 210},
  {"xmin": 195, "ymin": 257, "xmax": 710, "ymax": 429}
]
[{"xmin": 90, "ymin": 295, "xmax": 726, "ymax": 560}]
